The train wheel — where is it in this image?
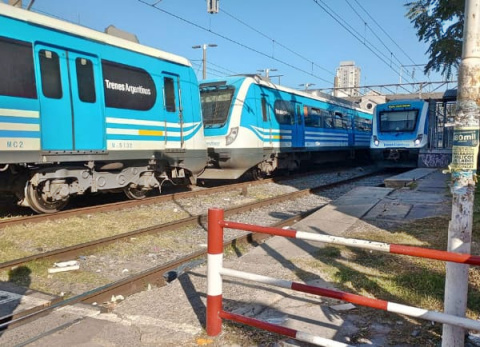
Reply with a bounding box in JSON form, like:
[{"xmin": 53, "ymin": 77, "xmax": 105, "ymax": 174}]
[
  {"xmin": 25, "ymin": 182, "xmax": 69, "ymax": 214},
  {"xmin": 124, "ymin": 186, "xmax": 148, "ymax": 200},
  {"xmin": 251, "ymin": 167, "xmax": 265, "ymax": 181}
]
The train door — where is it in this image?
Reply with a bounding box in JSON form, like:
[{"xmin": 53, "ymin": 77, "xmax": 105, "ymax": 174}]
[
  {"xmin": 346, "ymin": 110, "xmax": 355, "ymax": 146},
  {"xmin": 260, "ymin": 94, "xmax": 273, "ymax": 146},
  {"xmin": 163, "ymin": 74, "xmax": 183, "ymax": 149},
  {"xmin": 35, "ymin": 44, "xmax": 104, "ymax": 151},
  {"xmin": 68, "ymin": 52, "xmax": 104, "ymax": 150},
  {"xmin": 292, "ymin": 102, "xmax": 305, "ymax": 148}
]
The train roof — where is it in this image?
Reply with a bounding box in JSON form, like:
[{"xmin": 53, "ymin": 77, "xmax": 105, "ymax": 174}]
[
  {"xmin": 0, "ymin": 3, "xmax": 192, "ymax": 67},
  {"xmin": 443, "ymin": 89, "xmax": 457, "ymax": 101},
  {"xmin": 201, "ymin": 75, "xmax": 372, "ymax": 114},
  {"xmin": 381, "ymin": 99, "xmax": 428, "ymax": 104}
]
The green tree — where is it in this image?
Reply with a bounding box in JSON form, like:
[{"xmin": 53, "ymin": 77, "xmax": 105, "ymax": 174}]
[{"xmin": 405, "ymin": 0, "xmax": 464, "ymax": 79}]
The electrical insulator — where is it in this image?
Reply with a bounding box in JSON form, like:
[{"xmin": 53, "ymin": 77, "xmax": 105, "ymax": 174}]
[{"xmin": 207, "ymin": 0, "xmax": 218, "ymax": 14}]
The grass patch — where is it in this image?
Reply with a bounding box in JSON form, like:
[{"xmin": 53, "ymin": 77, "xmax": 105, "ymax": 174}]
[
  {"xmin": 0, "ymin": 202, "xmax": 190, "ymax": 262},
  {"xmin": 294, "ymin": 185, "xmax": 480, "ymax": 325}
]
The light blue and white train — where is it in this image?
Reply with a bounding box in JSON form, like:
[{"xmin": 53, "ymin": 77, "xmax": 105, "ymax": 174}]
[
  {"xmin": 370, "ymin": 99, "xmax": 429, "ymax": 167},
  {"xmin": 199, "ymin": 75, "xmax": 373, "ymax": 180},
  {"xmin": 0, "ymin": 4, "xmax": 206, "ymax": 213}
]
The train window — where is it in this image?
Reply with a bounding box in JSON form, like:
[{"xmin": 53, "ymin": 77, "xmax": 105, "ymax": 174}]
[
  {"xmin": 334, "ymin": 114, "xmax": 343, "ymax": 129},
  {"xmin": 261, "ymin": 97, "xmax": 268, "ymax": 122},
  {"xmin": 75, "ymin": 58, "xmax": 96, "ymax": 103},
  {"xmin": 306, "ymin": 107, "xmax": 328, "ymax": 128},
  {"xmin": 164, "ymin": 77, "xmax": 176, "ymax": 112},
  {"xmin": 0, "ymin": 37, "xmax": 37, "ymax": 99},
  {"xmin": 323, "ymin": 111, "xmax": 334, "ymax": 128},
  {"xmin": 354, "ymin": 116, "xmax": 372, "ymax": 132},
  {"xmin": 296, "ymin": 105, "xmax": 302, "ymax": 125},
  {"xmin": 102, "ymin": 60, "xmax": 156, "ymax": 110},
  {"xmin": 379, "ymin": 110, "xmax": 417, "ymax": 132},
  {"xmin": 274, "ymin": 100, "xmax": 294, "ymax": 125},
  {"xmin": 200, "ymin": 85, "xmax": 234, "ymax": 128},
  {"xmin": 307, "ymin": 107, "xmax": 321, "ymax": 128},
  {"xmin": 39, "ymin": 50, "xmax": 62, "ymax": 99}
]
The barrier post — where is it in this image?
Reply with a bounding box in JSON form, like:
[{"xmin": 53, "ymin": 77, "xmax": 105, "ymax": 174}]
[{"xmin": 206, "ymin": 208, "xmax": 224, "ymax": 336}]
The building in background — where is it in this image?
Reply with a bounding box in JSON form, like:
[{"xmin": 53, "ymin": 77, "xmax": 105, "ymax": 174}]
[{"xmin": 334, "ymin": 61, "xmax": 361, "ymax": 97}]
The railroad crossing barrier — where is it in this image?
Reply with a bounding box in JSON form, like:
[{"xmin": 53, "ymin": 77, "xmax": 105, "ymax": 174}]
[{"xmin": 206, "ymin": 208, "xmax": 480, "ymax": 346}]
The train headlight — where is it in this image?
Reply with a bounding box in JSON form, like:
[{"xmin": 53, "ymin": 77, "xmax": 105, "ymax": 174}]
[
  {"xmin": 373, "ymin": 136, "xmax": 379, "ymax": 146},
  {"xmin": 226, "ymin": 127, "xmax": 239, "ymax": 145},
  {"xmin": 414, "ymin": 134, "xmax": 423, "ymax": 146}
]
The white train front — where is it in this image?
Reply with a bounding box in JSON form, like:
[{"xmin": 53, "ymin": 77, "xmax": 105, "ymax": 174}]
[{"xmin": 370, "ymin": 99, "xmax": 429, "ymax": 167}]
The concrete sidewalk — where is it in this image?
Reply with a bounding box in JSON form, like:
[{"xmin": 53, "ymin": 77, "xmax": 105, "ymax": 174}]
[{"xmin": 0, "ymin": 169, "xmax": 453, "ymax": 347}]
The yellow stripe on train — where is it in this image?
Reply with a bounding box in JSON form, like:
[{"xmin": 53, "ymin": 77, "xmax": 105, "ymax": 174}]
[{"xmin": 138, "ymin": 130, "xmax": 164, "ymax": 136}]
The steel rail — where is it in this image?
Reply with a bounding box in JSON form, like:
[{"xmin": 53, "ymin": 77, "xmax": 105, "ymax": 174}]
[
  {"xmin": 0, "ymin": 171, "xmax": 378, "ymax": 272},
  {"xmin": 0, "ymin": 213, "xmax": 301, "ymax": 331},
  {"xmin": 0, "ymin": 166, "xmax": 343, "ymax": 228}
]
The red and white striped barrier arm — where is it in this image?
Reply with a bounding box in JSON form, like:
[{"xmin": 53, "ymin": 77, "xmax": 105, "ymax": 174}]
[
  {"xmin": 220, "ymin": 220, "xmax": 480, "ymax": 266},
  {"xmin": 219, "ymin": 267, "xmax": 480, "ymax": 331},
  {"xmin": 219, "ymin": 310, "xmax": 354, "ymax": 347}
]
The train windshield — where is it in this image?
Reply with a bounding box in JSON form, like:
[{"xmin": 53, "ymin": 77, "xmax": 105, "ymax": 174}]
[
  {"xmin": 200, "ymin": 84, "xmax": 235, "ymax": 128},
  {"xmin": 379, "ymin": 110, "xmax": 418, "ymax": 132}
]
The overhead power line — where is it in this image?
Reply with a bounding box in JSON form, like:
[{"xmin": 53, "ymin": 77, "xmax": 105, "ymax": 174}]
[
  {"xmin": 137, "ymin": 0, "xmax": 334, "ymax": 86},
  {"xmin": 347, "ymin": 0, "xmax": 422, "ymax": 82},
  {"xmin": 351, "ymin": 0, "xmax": 418, "ymax": 66},
  {"xmin": 344, "ymin": 0, "xmax": 404, "ymax": 69},
  {"xmin": 220, "ymin": 8, "xmax": 334, "ymax": 77},
  {"xmin": 312, "ymin": 0, "xmax": 414, "ymax": 84}
]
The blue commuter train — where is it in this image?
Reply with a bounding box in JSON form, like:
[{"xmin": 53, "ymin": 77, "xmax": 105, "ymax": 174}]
[
  {"xmin": 198, "ymin": 75, "xmax": 373, "ymax": 180},
  {"xmin": 0, "ymin": 4, "xmax": 207, "ymax": 213},
  {"xmin": 370, "ymin": 99, "xmax": 429, "ymax": 167}
]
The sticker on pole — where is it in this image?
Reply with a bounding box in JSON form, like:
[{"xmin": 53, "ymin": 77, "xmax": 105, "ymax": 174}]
[{"xmin": 451, "ymin": 127, "xmax": 479, "ymax": 170}]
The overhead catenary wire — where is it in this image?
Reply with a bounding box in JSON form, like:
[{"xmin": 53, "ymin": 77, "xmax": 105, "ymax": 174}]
[
  {"xmin": 312, "ymin": 0, "xmax": 414, "ymax": 84},
  {"xmin": 207, "ymin": 60, "xmax": 239, "ymax": 75},
  {"xmin": 137, "ymin": 0, "xmax": 334, "ymax": 86},
  {"xmin": 220, "ymin": 8, "xmax": 334, "ymax": 77},
  {"xmin": 352, "ymin": 0, "xmax": 418, "ymax": 66},
  {"xmin": 190, "ymin": 59, "xmax": 238, "ymax": 77},
  {"xmin": 344, "ymin": 1, "xmax": 405, "ymax": 69},
  {"xmin": 345, "ymin": 0, "xmax": 421, "ymax": 83}
]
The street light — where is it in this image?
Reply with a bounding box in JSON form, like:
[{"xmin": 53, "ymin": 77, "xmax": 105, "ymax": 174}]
[
  {"xmin": 192, "ymin": 43, "xmax": 217, "ymax": 80},
  {"xmin": 257, "ymin": 68, "xmax": 278, "ymax": 80},
  {"xmin": 299, "ymin": 83, "xmax": 315, "ymax": 91}
]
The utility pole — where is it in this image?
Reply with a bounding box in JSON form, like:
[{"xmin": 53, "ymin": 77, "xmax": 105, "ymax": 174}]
[
  {"xmin": 442, "ymin": 0, "xmax": 480, "ymax": 346},
  {"xmin": 192, "ymin": 44, "xmax": 217, "ymax": 80},
  {"xmin": 257, "ymin": 68, "xmax": 278, "ymax": 82},
  {"xmin": 299, "ymin": 83, "xmax": 315, "ymax": 91},
  {"xmin": 8, "ymin": 0, "xmax": 22, "ymax": 7}
]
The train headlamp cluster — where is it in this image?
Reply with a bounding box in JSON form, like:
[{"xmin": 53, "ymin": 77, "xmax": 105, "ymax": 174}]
[
  {"xmin": 225, "ymin": 127, "xmax": 239, "ymax": 146},
  {"xmin": 414, "ymin": 134, "xmax": 423, "ymax": 146},
  {"xmin": 373, "ymin": 136, "xmax": 379, "ymax": 146}
]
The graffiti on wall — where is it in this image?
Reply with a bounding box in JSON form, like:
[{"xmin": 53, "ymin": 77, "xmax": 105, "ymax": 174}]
[{"xmin": 419, "ymin": 153, "xmax": 452, "ymax": 168}]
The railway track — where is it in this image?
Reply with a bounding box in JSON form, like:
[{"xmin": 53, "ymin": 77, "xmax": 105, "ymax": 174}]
[
  {"xmin": 0, "ymin": 166, "xmax": 349, "ymax": 228},
  {"xmin": 0, "ymin": 168, "xmax": 387, "ymax": 332},
  {"xmin": 0, "ymin": 169, "xmax": 382, "ymax": 271}
]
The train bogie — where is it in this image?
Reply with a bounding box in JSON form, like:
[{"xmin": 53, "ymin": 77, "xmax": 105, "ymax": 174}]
[{"xmin": 0, "ymin": 4, "xmax": 206, "ymax": 213}]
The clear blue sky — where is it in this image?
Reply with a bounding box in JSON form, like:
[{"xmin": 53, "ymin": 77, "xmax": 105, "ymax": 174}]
[{"xmin": 24, "ymin": 0, "xmax": 457, "ymax": 93}]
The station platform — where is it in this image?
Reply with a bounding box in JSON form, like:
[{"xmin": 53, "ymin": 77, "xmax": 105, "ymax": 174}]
[{"xmin": 0, "ymin": 168, "xmax": 453, "ymax": 347}]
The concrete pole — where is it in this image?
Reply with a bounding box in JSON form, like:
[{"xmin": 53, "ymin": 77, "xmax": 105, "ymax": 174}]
[
  {"xmin": 442, "ymin": 0, "xmax": 480, "ymax": 346},
  {"xmin": 8, "ymin": 0, "xmax": 22, "ymax": 7},
  {"xmin": 202, "ymin": 44, "xmax": 207, "ymax": 80}
]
